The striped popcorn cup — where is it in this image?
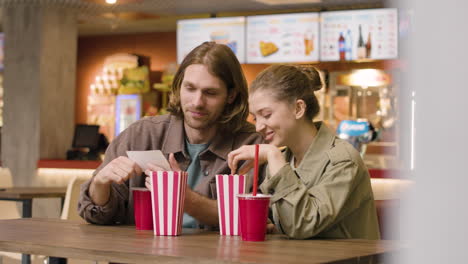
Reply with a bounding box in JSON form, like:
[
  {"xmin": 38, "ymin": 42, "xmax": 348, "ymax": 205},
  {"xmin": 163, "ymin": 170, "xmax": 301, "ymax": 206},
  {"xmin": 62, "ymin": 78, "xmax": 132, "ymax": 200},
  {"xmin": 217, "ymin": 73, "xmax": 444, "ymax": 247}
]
[
  {"xmin": 216, "ymin": 174, "xmax": 247, "ymax": 236},
  {"xmin": 150, "ymin": 171, "xmax": 188, "ymax": 236}
]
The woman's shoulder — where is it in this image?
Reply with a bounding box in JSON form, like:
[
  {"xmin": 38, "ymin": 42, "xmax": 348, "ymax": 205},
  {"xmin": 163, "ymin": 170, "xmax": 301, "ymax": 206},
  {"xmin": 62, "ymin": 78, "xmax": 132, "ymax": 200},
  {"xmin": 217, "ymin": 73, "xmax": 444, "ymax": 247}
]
[{"xmin": 326, "ymin": 137, "xmax": 363, "ymax": 166}]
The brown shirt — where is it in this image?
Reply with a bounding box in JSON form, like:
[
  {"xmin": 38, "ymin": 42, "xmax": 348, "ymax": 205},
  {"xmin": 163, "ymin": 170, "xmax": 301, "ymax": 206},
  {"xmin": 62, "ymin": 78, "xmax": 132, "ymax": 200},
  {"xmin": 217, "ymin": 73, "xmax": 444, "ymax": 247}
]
[{"xmin": 78, "ymin": 114, "xmax": 263, "ymax": 227}]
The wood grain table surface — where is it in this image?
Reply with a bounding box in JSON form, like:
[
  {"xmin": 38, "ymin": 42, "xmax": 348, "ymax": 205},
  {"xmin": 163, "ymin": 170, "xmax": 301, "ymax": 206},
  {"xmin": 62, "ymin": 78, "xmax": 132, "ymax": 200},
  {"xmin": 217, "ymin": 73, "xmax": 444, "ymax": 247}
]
[
  {"xmin": 0, "ymin": 187, "xmax": 66, "ymax": 199},
  {"xmin": 0, "ymin": 218, "xmax": 402, "ymax": 264}
]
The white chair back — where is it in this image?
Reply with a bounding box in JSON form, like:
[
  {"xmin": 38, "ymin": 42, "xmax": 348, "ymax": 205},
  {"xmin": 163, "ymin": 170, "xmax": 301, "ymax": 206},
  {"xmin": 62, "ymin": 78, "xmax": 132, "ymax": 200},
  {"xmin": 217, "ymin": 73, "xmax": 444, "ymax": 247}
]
[
  {"xmin": 61, "ymin": 175, "xmax": 90, "ymax": 221},
  {"xmin": 0, "ymin": 168, "xmax": 13, "ymax": 187}
]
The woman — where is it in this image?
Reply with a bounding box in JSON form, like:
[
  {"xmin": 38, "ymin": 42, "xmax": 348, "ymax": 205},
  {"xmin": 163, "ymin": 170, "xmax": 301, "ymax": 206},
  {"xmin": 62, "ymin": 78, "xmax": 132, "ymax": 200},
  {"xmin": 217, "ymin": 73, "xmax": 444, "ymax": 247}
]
[{"xmin": 228, "ymin": 65, "xmax": 380, "ymax": 239}]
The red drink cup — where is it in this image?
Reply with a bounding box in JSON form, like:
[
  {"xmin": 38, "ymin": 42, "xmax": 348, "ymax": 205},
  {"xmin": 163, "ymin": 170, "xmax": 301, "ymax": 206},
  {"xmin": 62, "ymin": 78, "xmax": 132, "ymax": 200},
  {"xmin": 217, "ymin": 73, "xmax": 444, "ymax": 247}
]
[
  {"xmin": 237, "ymin": 194, "xmax": 271, "ymax": 241},
  {"xmin": 132, "ymin": 187, "xmax": 153, "ymax": 230}
]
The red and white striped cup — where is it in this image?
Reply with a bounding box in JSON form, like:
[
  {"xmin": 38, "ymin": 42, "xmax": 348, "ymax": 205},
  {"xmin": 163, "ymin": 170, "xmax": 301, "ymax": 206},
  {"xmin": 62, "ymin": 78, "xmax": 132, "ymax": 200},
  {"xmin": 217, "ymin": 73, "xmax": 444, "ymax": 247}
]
[
  {"xmin": 150, "ymin": 171, "xmax": 188, "ymax": 236},
  {"xmin": 216, "ymin": 174, "xmax": 246, "ymax": 236}
]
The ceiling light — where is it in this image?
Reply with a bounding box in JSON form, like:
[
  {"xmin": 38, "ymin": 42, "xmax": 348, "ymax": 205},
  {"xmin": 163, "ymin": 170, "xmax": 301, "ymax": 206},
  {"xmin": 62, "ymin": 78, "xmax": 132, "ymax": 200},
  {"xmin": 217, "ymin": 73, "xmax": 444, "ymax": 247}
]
[
  {"xmin": 252, "ymin": 0, "xmax": 321, "ymax": 5},
  {"xmin": 106, "ymin": 0, "xmax": 117, "ymax": 4}
]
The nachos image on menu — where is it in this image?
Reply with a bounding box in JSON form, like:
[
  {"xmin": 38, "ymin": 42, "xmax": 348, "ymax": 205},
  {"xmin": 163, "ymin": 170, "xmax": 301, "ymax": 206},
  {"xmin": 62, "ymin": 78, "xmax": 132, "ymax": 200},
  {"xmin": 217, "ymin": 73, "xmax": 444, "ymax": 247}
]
[{"xmin": 259, "ymin": 41, "xmax": 279, "ymax": 57}]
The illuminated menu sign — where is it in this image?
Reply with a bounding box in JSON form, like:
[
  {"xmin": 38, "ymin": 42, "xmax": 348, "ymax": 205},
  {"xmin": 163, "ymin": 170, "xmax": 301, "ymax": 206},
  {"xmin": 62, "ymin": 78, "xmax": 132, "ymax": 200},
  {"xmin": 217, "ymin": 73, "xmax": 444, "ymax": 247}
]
[
  {"xmin": 177, "ymin": 17, "xmax": 246, "ymax": 64},
  {"xmin": 320, "ymin": 8, "xmax": 398, "ymax": 61},
  {"xmin": 246, "ymin": 13, "xmax": 320, "ymax": 63}
]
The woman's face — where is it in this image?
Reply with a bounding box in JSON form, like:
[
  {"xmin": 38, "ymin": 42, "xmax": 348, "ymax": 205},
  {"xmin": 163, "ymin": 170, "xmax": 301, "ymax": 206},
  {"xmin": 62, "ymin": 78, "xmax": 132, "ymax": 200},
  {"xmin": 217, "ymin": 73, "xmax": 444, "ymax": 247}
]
[{"xmin": 249, "ymin": 89, "xmax": 297, "ymax": 147}]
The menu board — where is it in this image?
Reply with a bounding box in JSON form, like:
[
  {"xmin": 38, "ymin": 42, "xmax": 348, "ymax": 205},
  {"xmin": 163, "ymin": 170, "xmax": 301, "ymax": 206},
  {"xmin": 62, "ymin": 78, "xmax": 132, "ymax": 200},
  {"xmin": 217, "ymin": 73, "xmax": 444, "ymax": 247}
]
[
  {"xmin": 320, "ymin": 8, "xmax": 398, "ymax": 61},
  {"xmin": 246, "ymin": 13, "xmax": 320, "ymax": 63},
  {"xmin": 177, "ymin": 17, "xmax": 246, "ymax": 64}
]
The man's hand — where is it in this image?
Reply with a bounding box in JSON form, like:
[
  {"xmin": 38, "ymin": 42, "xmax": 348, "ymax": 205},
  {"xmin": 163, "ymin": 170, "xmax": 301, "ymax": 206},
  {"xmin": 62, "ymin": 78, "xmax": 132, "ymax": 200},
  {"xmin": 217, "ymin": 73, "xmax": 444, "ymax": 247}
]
[
  {"xmin": 145, "ymin": 153, "xmax": 180, "ymax": 190},
  {"xmin": 90, "ymin": 156, "xmax": 142, "ymax": 206},
  {"xmin": 95, "ymin": 156, "xmax": 142, "ymax": 185}
]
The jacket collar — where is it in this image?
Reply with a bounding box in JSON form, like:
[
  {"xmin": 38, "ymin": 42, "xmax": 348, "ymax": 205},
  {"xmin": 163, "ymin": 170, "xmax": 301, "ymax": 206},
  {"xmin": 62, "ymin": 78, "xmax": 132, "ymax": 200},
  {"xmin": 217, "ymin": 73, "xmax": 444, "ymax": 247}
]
[
  {"xmin": 285, "ymin": 121, "xmax": 336, "ymax": 170},
  {"xmin": 161, "ymin": 115, "xmax": 234, "ymax": 160},
  {"xmin": 207, "ymin": 129, "xmax": 234, "ymax": 161},
  {"xmin": 161, "ymin": 115, "xmax": 186, "ymax": 156}
]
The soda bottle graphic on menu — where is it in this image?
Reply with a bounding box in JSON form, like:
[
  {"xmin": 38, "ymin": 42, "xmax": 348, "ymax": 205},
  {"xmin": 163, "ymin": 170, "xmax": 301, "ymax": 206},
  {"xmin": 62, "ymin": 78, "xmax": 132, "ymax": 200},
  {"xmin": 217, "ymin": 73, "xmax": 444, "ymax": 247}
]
[
  {"xmin": 338, "ymin": 32, "xmax": 346, "ymax": 61},
  {"xmin": 345, "ymin": 29, "xmax": 353, "ymax": 60},
  {"xmin": 357, "ymin": 25, "xmax": 366, "ymax": 59},
  {"xmin": 366, "ymin": 32, "xmax": 372, "ymax": 58}
]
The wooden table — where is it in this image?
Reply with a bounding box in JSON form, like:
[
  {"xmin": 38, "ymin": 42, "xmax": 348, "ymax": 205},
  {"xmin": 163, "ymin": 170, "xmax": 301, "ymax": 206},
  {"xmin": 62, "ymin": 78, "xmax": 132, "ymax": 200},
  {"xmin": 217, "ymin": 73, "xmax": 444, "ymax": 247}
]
[
  {"xmin": 0, "ymin": 187, "xmax": 66, "ymax": 218},
  {"xmin": 0, "ymin": 218, "xmax": 402, "ymax": 264},
  {"xmin": 0, "ymin": 187, "xmax": 66, "ymax": 264}
]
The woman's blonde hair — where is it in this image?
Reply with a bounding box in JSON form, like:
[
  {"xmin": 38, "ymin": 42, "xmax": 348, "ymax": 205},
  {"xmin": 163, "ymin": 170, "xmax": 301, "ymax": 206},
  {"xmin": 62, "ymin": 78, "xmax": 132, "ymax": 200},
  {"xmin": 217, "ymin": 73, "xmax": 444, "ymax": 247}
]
[
  {"xmin": 250, "ymin": 64, "xmax": 323, "ymax": 120},
  {"xmin": 167, "ymin": 42, "xmax": 249, "ymax": 133}
]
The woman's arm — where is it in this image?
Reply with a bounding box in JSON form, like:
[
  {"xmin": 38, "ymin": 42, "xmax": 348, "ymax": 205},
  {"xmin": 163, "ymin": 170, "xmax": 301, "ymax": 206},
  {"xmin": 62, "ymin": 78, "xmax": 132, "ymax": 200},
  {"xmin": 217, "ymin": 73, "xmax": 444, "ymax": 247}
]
[
  {"xmin": 227, "ymin": 144, "xmax": 287, "ymax": 176},
  {"xmin": 260, "ymin": 160, "xmax": 363, "ymax": 239}
]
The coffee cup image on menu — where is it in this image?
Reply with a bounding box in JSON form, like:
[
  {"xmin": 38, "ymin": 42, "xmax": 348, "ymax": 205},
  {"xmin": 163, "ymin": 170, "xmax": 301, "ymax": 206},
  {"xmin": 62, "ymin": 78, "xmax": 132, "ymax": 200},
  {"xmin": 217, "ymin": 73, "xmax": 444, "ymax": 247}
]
[{"xmin": 210, "ymin": 31, "xmax": 237, "ymax": 54}]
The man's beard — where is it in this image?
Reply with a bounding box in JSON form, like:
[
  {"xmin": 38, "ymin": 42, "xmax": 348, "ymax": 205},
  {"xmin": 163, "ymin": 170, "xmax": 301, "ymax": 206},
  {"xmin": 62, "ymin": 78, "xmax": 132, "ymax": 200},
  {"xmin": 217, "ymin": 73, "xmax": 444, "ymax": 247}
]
[{"xmin": 183, "ymin": 108, "xmax": 219, "ymax": 130}]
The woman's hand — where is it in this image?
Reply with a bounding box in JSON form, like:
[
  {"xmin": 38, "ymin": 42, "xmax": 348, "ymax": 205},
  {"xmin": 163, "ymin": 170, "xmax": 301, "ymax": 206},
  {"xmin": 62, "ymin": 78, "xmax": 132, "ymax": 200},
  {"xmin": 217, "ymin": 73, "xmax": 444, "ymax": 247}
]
[
  {"xmin": 145, "ymin": 153, "xmax": 181, "ymax": 190},
  {"xmin": 228, "ymin": 144, "xmax": 282, "ymax": 175},
  {"xmin": 267, "ymin": 223, "xmax": 278, "ymax": 234}
]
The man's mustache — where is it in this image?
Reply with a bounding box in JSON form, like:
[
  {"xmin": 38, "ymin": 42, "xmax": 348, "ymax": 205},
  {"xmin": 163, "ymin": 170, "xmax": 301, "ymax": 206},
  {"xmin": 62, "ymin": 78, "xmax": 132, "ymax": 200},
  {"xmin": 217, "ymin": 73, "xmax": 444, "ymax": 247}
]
[{"xmin": 186, "ymin": 106, "xmax": 208, "ymax": 113}]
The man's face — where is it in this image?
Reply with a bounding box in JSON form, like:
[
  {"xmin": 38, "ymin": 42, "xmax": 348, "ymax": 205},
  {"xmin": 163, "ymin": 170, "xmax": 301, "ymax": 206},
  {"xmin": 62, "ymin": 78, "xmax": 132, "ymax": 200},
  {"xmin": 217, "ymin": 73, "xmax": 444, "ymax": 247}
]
[{"xmin": 180, "ymin": 64, "xmax": 229, "ymax": 130}]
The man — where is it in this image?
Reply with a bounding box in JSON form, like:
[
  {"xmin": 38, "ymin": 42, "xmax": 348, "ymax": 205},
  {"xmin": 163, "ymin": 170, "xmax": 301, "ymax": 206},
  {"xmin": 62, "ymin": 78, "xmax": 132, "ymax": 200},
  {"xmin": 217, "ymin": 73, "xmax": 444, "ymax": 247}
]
[{"xmin": 78, "ymin": 42, "xmax": 263, "ymax": 229}]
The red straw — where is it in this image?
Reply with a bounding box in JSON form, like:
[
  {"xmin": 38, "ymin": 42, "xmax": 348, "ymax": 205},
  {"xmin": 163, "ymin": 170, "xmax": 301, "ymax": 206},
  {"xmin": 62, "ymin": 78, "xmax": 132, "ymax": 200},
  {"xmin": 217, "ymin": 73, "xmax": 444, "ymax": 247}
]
[{"xmin": 253, "ymin": 144, "xmax": 259, "ymax": 196}]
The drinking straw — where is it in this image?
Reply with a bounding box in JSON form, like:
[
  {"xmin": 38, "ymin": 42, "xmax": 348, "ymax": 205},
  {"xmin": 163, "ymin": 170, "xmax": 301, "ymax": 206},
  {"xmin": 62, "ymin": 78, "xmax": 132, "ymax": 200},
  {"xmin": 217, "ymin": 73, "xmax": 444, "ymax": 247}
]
[{"xmin": 253, "ymin": 144, "xmax": 259, "ymax": 196}]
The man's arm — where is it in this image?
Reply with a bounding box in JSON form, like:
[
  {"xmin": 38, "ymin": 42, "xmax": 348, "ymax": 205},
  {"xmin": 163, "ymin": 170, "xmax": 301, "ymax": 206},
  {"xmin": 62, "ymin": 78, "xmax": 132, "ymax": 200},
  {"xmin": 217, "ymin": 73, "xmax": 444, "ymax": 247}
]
[
  {"xmin": 78, "ymin": 123, "xmax": 143, "ymax": 225},
  {"xmin": 144, "ymin": 178, "xmax": 219, "ymax": 226},
  {"xmin": 145, "ymin": 153, "xmax": 219, "ymax": 226},
  {"xmin": 89, "ymin": 180, "xmax": 111, "ymax": 206},
  {"xmin": 79, "ymin": 155, "xmax": 142, "ymax": 225},
  {"xmin": 184, "ymin": 188, "xmax": 219, "ymax": 226},
  {"xmin": 89, "ymin": 156, "xmax": 142, "ymax": 206}
]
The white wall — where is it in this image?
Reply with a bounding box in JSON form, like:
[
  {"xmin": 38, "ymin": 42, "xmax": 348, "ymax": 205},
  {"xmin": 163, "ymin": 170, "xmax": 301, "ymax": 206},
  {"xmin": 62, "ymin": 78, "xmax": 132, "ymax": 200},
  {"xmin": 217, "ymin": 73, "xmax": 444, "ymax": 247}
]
[
  {"xmin": 1, "ymin": 4, "xmax": 77, "ymax": 186},
  {"xmin": 398, "ymin": 0, "xmax": 468, "ymax": 262}
]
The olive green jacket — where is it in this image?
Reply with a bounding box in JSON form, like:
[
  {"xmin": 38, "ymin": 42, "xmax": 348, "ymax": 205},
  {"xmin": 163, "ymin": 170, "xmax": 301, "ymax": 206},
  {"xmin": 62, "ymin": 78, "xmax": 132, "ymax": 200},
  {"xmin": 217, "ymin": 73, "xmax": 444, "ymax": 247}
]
[{"xmin": 260, "ymin": 122, "xmax": 380, "ymax": 240}]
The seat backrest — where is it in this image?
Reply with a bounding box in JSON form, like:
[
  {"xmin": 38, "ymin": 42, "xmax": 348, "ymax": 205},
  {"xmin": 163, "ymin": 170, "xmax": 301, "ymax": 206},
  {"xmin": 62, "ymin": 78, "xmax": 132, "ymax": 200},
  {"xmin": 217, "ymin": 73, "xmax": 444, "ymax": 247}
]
[
  {"xmin": 370, "ymin": 178, "xmax": 412, "ymax": 240},
  {"xmin": 0, "ymin": 168, "xmax": 13, "ymax": 187},
  {"xmin": 375, "ymin": 199, "xmax": 400, "ymax": 240},
  {"xmin": 60, "ymin": 175, "xmax": 89, "ymax": 221},
  {"xmin": 0, "ymin": 168, "xmax": 20, "ymax": 219}
]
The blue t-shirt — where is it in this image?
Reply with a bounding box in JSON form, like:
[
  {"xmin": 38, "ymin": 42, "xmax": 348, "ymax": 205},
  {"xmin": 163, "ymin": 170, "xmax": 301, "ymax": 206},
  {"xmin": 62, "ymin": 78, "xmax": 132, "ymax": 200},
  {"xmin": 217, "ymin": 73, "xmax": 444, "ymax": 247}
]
[{"xmin": 182, "ymin": 140, "xmax": 209, "ymax": 228}]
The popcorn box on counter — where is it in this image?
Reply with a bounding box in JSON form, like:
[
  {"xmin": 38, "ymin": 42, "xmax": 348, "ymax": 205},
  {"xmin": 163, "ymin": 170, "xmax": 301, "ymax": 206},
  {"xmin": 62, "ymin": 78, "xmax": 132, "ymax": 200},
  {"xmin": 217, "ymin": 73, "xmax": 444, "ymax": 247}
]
[
  {"xmin": 216, "ymin": 174, "xmax": 247, "ymax": 236},
  {"xmin": 150, "ymin": 171, "xmax": 188, "ymax": 236}
]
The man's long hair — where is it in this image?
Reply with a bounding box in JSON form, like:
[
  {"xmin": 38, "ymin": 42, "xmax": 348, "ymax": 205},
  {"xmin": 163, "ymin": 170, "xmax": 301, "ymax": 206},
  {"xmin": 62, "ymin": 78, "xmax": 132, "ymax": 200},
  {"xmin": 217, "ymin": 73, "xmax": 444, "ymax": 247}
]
[{"xmin": 167, "ymin": 42, "xmax": 249, "ymax": 133}]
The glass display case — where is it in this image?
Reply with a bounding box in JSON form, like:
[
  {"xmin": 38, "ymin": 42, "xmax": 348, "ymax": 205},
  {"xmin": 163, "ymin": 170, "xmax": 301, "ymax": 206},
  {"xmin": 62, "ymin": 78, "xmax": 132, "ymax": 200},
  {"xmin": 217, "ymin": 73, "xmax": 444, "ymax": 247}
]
[
  {"xmin": 87, "ymin": 53, "xmax": 150, "ymax": 141},
  {"xmin": 326, "ymin": 69, "xmax": 400, "ymax": 169}
]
